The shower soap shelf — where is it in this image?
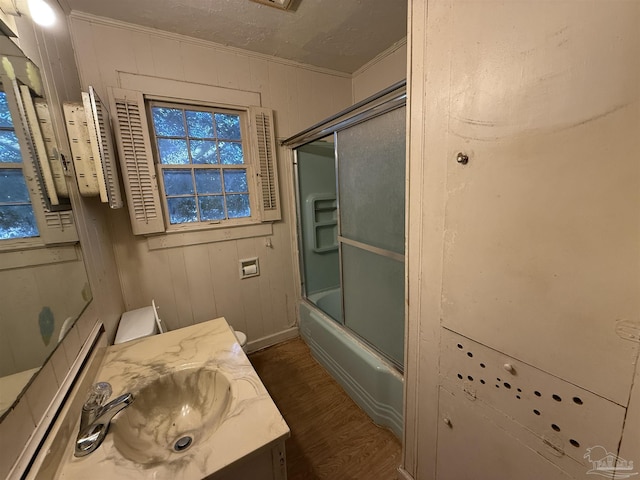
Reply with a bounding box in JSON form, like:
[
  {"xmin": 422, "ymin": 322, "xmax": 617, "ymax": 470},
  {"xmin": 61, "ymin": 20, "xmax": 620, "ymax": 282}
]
[{"xmin": 307, "ymin": 193, "xmax": 338, "ymax": 253}]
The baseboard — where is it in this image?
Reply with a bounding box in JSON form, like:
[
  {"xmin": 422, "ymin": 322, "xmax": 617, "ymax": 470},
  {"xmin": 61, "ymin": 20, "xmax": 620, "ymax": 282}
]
[{"xmin": 246, "ymin": 327, "xmax": 299, "ymax": 354}]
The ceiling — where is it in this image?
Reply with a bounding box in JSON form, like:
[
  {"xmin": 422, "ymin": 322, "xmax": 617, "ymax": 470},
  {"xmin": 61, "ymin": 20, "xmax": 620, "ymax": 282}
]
[{"xmin": 60, "ymin": 0, "xmax": 407, "ymax": 74}]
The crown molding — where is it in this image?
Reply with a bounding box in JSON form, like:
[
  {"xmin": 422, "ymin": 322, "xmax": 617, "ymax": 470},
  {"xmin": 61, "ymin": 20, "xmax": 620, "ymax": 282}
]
[
  {"xmin": 352, "ymin": 36, "xmax": 407, "ymax": 79},
  {"xmin": 68, "ymin": 11, "xmax": 352, "ymax": 79}
]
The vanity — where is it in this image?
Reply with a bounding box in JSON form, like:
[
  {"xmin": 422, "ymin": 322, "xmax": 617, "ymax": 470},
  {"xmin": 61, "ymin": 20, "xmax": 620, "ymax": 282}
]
[{"xmin": 29, "ymin": 318, "xmax": 289, "ymax": 480}]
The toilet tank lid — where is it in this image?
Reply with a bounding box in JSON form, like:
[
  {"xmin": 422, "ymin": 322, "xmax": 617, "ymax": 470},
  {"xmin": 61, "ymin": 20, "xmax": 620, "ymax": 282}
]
[{"xmin": 115, "ymin": 306, "xmax": 158, "ymax": 344}]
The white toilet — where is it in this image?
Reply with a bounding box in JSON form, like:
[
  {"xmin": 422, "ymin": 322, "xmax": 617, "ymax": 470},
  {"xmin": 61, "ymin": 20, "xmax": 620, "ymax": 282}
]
[
  {"xmin": 114, "ymin": 300, "xmax": 164, "ymax": 344},
  {"xmin": 231, "ymin": 327, "xmax": 248, "ymax": 353},
  {"xmin": 114, "ymin": 300, "xmax": 248, "ymax": 353}
]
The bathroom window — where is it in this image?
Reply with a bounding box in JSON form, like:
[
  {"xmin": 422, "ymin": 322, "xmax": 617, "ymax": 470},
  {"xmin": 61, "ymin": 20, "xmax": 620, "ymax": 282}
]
[
  {"xmin": 0, "ymin": 89, "xmax": 38, "ymax": 240},
  {"xmin": 149, "ymin": 102, "xmax": 252, "ymax": 225},
  {"xmin": 0, "ymin": 77, "xmax": 77, "ymax": 249},
  {"xmin": 110, "ymin": 86, "xmax": 281, "ymax": 237}
]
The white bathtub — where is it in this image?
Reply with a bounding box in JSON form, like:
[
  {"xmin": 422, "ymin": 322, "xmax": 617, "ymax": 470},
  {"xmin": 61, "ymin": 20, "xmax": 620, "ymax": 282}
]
[{"xmin": 299, "ymin": 290, "xmax": 403, "ymax": 438}]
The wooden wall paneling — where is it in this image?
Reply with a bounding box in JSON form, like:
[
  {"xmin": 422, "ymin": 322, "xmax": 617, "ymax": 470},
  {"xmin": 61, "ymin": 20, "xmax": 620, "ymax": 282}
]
[
  {"xmin": 232, "ymin": 53, "xmax": 253, "ymax": 93},
  {"xmin": 271, "ymin": 225, "xmax": 297, "ymax": 330},
  {"xmin": 249, "ymin": 57, "xmax": 270, "ymax": 108},
  {"xmin": 236, "ymin": 237, "xmax": 267, "ymax": 341},
  {"xmin": 149, "ymin": 36, "xmax": 185, "ymax": 81},
  {"xmin": 108, "ymin": 214, "xmax": 137, "ymax": 309},
  {"xmin": 207, "ymin": 240, "xmax": 247, "ymax": 333},
  {"xmin": 129, "ymin": 30, "xmax": 156, "ymax": 77},
  {"xmin": 92, "ymin": 24, "xmax": 138, "ymax": 89},
  {"xmin": 181, "ymin": 243, "xmax": 218, "ymax": 323},
  {"xmin": 352, "ymin": 43, "xmax": 407, "ymax": 104},
  {"xmin": 216, "ymin": 50, "xmax": 245, "ymax": 89},
  {"xmin": 310, "ymin": 73, "xmax": 336, "ymax": 123},
  {"xmin": 179, "ymin": 42, "xmax": 221, "ymax": 87},
  {"xmin": 270, "ymin": 149, "xmax": 298, "ymax": 329},
  {"xmin": 115, "ymin": 232, "xmax": 179, "ymax": 328},
  {"xmin": 266, "ymin": 62, "xmax": 292, "ymax": 136},
  {"xmin": 165, "ymin": 247, "xmax": 194, "ymax": 330},
  {"xmin": 109, "ymin": 217, "xmax": 140, "ymax": 308},
  {"xmin": 294, "ymin": 68, "xmax": 315, "ymax": 130},
  {"xmin": 253, "ymin": 236, "xmax": 277, "ymax": 335},
  {"xmin": 328, "ymin": 74, "xmax": 354, "ymax": 120},
  {"xmin": 260, "ymin": 227, "xmax": 294, "ymax": 332},
  {"xmin": 284, "ymin": 65, "xmax": 301, "ymax": 138},
  {"xmin": 37, "ymin": 31, "xmax": 77, "ymax": 105},
  {"xmin": 138, "ymin": 246, "xmax": 178, "ymax": 326},
  {"xmin": 68, "ymin": 18, "xmax": 103, "ymax": 93},
  {"xmin": 43, "ymin": 20, "xmax": 83, "ymax": 103}
]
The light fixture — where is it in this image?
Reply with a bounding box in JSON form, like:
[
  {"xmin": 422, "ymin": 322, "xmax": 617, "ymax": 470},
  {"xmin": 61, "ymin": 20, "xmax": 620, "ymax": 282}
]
[{"xmin": 27, "ymin": 0, "xmax": 55, "ymax": 27}]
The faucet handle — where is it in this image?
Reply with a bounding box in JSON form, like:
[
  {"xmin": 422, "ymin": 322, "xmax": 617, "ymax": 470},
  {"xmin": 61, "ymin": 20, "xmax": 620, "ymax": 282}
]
[{"xmin": 83, "ymin": 382, "xmax": 112, "ymax": 410}]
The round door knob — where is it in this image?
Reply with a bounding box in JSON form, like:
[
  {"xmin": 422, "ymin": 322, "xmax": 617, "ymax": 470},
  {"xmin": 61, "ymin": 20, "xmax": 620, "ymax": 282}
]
[
  {"xmin": 443, "ymin": 417, "xmax": 452, "ymax": 427},
  {"xmin": 503, "ymin": 363, "xmax": 515, "ymax": 374},
  {"xmin": 456, "ymin": 152, "xmax": 469, "ymax": 165}
]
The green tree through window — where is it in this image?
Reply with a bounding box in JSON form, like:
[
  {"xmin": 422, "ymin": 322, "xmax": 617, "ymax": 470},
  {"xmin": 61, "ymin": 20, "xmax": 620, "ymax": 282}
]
[
  {"xmin": 149, "ymin": 102, "xmax": 251, "ymax": 225},
  {"xmin": 0, "ymin": 90, "xmax": 38, "ymax": 240}
]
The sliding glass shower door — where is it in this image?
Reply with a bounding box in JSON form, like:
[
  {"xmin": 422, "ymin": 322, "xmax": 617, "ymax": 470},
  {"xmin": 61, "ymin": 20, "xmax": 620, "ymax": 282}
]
[
  {"xmin": 290, "ymin": 82, "xmax": 406, "ymax": 370},
  {"xmin": 337, "ymin": 106, "xmax": 406, "ymax": 368}
]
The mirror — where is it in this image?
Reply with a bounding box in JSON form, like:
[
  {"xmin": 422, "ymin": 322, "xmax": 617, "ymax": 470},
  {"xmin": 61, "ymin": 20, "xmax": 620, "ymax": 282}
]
[{"xmin": 0, "ymin": 30, "xmax": 92, "ymax": 417}]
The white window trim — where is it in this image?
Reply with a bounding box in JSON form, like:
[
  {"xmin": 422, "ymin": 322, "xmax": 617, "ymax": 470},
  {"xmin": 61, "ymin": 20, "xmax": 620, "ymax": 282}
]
[
  {"xmin": 147, "ymin": 222, "xmax": 273, "ymax": 251},
  {"xmin": 119, "ymin": 72, "xmax": 261, "ymax": 110},
  {"xmin": 109, "ymin": 73, "xmax": 281, "ymax": 248},
  {"xmin": 148, "ymin": 100, "xmax": 259, "ymax": 232}
]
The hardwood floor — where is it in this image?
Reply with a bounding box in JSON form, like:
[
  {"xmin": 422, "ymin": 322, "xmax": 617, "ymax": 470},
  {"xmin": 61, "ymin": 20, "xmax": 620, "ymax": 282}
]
[{"xmin": 249, "ymin": 338, "xmax": 402, "ymax": 480}]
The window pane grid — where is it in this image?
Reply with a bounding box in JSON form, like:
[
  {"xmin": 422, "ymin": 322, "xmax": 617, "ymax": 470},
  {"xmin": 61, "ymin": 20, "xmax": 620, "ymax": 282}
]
[
  {"xmin": 151, "ymin": 105, "xmax": 245, "ymax": 167},
  {"xmin": 0, "ymin": 89, "xmax": 38, "ymax": 240},
  {"xmin": 151, "ymin": 102, "xmax": 250, "ymax": 225},
  {"xmin": 161, "ymin": 167, "xmax": 249, "ymax": 224}
]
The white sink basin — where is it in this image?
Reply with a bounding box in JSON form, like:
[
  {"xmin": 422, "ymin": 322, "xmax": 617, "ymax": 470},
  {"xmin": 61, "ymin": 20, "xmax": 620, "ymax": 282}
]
[{"xmin": 111, "ymin": 367, "xmax": 232, "ymax": 465}]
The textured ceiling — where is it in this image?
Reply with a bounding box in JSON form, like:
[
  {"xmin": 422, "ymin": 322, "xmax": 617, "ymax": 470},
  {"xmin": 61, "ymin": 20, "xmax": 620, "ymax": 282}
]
[{"xmin": 60, "ymin": 0, "xmax": 407, "ymax": 74}]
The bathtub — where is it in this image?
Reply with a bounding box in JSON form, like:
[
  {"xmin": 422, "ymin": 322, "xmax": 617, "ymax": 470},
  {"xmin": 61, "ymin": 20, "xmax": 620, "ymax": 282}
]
[
  {"xmin": 308, "ymin": 288, "xmax": 342, "ymax": 322},
  {"xmin": 299, "ymin": 289, "xmax": 403, "ymax": 438}
]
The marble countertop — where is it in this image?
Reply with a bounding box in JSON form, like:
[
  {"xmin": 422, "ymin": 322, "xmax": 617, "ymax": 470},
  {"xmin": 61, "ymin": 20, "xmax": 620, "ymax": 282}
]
[{"xmin": 55, "ymin": 318, "xmax": 289, "ymax": 479}]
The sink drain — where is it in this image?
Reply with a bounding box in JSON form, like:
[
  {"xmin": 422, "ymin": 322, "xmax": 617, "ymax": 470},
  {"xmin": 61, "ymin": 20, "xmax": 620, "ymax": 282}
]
[{"xmin": 173, "ymin": 436, "xmax": 193, "ymax": 452}]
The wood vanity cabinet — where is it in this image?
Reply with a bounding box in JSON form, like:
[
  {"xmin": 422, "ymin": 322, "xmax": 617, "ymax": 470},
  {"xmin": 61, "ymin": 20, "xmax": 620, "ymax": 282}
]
[{"xmin": 207, "ymin": 441, "xmax": 287, "ymax": 480}]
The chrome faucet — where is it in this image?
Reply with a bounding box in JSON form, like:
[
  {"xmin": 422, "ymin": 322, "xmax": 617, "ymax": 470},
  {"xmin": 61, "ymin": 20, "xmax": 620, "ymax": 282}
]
[{"xmin": 75, "ymin": 382, "xmax": 134, "ymax": 457}]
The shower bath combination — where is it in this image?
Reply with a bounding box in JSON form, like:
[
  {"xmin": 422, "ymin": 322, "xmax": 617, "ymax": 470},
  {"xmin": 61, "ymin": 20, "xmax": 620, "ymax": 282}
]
[{"xmin": 285, "ymin": 81, "xmax": 406, "ymax": 437}]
